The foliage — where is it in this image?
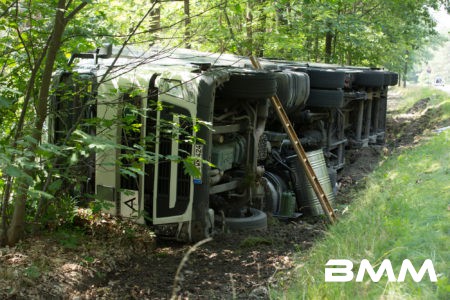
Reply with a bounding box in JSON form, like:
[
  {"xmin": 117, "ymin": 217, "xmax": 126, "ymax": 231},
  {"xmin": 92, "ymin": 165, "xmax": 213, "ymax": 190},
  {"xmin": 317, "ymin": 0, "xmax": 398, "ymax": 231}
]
[
  {"xmin": 0, "ymin": 0, "xmax": 95, "ymax": 246},
  {"xmin": 47, "ymin": 0, "xmax": 447, "ymax": 74},
  {"xmin": 177, "ymin": 0, "xmax": 449, "ymax": 73}
]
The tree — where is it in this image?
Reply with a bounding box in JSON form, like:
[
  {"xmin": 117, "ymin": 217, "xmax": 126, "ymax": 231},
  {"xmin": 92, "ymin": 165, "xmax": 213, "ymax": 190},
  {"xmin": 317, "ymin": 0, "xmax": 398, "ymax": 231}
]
[
  {"xmin": 1, "ymin": 0, "xmax": 90, "ymax": 246},
  {"xmin": 0, "ymin": 0, "xmax": 196, "ymax": 246},
  {"xmin": 182, "ymin": 0, "xmax": 448, "ymax": 72}
]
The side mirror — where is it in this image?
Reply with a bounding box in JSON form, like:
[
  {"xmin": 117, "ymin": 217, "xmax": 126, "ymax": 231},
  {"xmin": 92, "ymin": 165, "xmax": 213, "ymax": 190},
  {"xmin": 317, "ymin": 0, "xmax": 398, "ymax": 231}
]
[{"xmin": 98, "ymin": 43, "xmax": 112, "ymax": 58}]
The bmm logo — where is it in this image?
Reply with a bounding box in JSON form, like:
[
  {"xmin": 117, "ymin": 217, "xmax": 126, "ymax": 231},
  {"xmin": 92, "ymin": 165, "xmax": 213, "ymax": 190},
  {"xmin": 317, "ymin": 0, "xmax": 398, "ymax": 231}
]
[{"xmin": 325, "ymin": 259, "xmax": 437, "ymax": 282}]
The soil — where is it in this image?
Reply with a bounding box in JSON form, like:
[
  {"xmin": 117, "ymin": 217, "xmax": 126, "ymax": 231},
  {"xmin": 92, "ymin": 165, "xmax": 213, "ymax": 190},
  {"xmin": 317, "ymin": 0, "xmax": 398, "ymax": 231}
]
[
  {"xmin": 1, "ymin": 215, "xmax": 325, "ymax": 299},
  {"xmin": 0, "ymin": 89, "xmax": 442, "ymax": 300}
]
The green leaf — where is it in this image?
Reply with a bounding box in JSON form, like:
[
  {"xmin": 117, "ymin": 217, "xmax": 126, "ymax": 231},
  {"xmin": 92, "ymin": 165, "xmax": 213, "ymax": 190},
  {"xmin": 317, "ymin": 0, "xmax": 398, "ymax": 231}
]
[
  {"xmin": 48, "ymin": 179, "xmax": 63, "ymax": 193},
  {"xmin": 165, "ymin": 155, "xmax": 181, "ymax": 162},
  {"xmin": 28, "ymin": 189, "xmax": 54, "ymax": 200},
  {"xmin": 0, "ymin": 96, "xmax": 11, "ymax": 108},
  {"xmin": 23, "ymin": 135, "xmax": 39, "ymax": 145},
  {"xmin": 182, "ymin": 158, "xmax": 201, "ymax": 178},
  {"xmin": 4, "ymin": 165, "xmax": 23, "ymax": 177},
  {"xmin": 38, "ymin": 143, "xmax": 65, "ymax": 156}
]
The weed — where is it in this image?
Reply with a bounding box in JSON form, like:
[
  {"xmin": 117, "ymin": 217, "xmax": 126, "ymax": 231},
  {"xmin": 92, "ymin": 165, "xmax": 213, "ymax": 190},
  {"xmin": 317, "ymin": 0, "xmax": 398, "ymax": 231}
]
[
  {"xmin": 154, "ymin": 251, "xmax": 170, "ymax": 258},
  {"xmin": 95, "ymin": 271, "xmax": 106, "ymax": 279},
  {"xmin": 82, "ymin": 255, "xmax": 95, "ymax": 265},
  {"xmin": 89, "ymin": 199, "xmax": 114, "ymax": 215},
  {"xmin": 54, "ymin": 228, "xmax": 84, "ymax": 250},
  {"xmin": 239, "ymin": 236, "xmax": 273, "ymax": 248},
  {"xmin": 123, "ymin": 227, "xmax": 136, "ymax": 239},
  {"xmin": 23, "ymin": 265, "xmax": 41, "ymax": 279}
]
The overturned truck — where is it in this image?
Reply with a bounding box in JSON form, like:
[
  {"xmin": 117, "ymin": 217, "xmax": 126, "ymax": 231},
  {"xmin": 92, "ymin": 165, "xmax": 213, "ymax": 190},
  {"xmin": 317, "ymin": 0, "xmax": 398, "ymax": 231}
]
[{"xmin": 49, "ymin": 47, "xmax": 398, "ymax": 241}]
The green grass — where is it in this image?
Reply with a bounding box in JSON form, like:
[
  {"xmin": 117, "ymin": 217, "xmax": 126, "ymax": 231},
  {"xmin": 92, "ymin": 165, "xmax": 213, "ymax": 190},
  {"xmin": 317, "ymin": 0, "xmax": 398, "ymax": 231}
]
[
  {"xmin": 273, "ymin": 91, "xmax": 450, "ymax": 299},
  {"xmin": 239, "ymin": 236, "xmax": 273, "ymax": 248},
  {"xmin": 390, "ymin": 86, "xmax": 450, "ymax": 124}
]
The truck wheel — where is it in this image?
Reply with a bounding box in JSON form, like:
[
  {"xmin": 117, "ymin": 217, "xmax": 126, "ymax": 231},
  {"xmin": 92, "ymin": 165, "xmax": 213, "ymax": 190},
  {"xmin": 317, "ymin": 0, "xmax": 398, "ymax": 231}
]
[
  {"xmin": 353, "ymin": 70, "xmax": 385, "ymax": 87},
  {"xmin": 225, "ymin": 208, "xmax": 267, "ymax": 231},
  {"xmin": 218, "ymin": 69, "xmax": 277, "ymax": 100},
  {"xmin": 307, "ymin": 68, "xmax": 347, "ymax": 89},
  {"xmin": 307, "ymin": 89, "xmax": 345, "ymax": 108},
  {"xmin": 389, "ymin": 72, "xmax": 399, "ymax": 86},
  {"xmin": 383, "ymin": 72, "xmax": 392, "ymax": 87}
]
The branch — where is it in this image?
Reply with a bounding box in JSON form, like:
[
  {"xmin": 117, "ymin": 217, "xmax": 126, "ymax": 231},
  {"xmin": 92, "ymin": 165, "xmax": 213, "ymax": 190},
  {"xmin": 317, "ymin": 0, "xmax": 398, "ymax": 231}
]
[
  {"xmin": 27, "ymin": 0, "xmax": 38, "ymax": 69},
  {"xmin": 14, "ymin": 1, "xmax": 33, "ymax": 71},
  {"xmin": 222, "ymin": 0, "xmax": 236, "ymax": 41},
  {"xmin": 170, "ymin": 238, "xmax": 212, "ymax": 299},
  {"xmin": 360, "ymin": 3, "xmax": 382, "ymax": 17},
  {"xmin": 0, "ymin": 0, "xmax": 17, "ymax": 19},
  {"xmin": 99, "ymin": 2, "xmax": 158, "ymax": 85},
  {"xmin": 65, "ymin": 0, "xmax": 73, "ymax": 10},
  {"xmin": 65, "ymin": 1, "xmax": 88, "ymax": 23}
]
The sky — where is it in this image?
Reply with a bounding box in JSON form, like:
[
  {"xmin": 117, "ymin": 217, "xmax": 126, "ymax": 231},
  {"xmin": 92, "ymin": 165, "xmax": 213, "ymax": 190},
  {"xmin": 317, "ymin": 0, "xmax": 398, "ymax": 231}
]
[
  {"xmin": 416, "ymin": 7, "xmax": 450, "ymax": 82},
  {"xmin": 432, "ymin": 7, "xmax": 450, "ymax": 33}
]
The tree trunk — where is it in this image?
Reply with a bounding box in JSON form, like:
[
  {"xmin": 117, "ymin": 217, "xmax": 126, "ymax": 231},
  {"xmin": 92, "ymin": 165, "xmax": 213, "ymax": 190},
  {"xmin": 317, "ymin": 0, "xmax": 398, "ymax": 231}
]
[
  {"xmin": 333, "ymin": 30, "xmax": 337, "ymax": 60},
  {"xmin": 1, "ymin": 2, "xmax": 50, "ymax": 245},
  {"xmin": 403, "ymin": 62, "xmax": 407, "ymax": 88},
  {"xmin": 314, "ymin": 34, "xmax": 319, "ymax": 62},
  {"xmin": 184, "ymin": 0, "xmax": 191, "ymax": 49},
  {"xmin": 255, "ymin": 0, "xmax": 266, "ymax": 57},
  {"xmin": 403, "ymin": 51, "xmax": 408, "ymax": 88},
  {"xmin": 150, "ymin": 1, "xmax": 160, "ymax": 33},
  {"xmin": 6, "ymin": 0, "xmax": 88, "ymax": 246},
  {"xmin": 325, "ymin": 30, "xmax": 333, "ymax": 63},
  {"xmin": 305, "ymin": 33, "xmax": 311, "ymax": 61},
  {"xmin": 246, "ymin": 1, "xmax": 253, "ymax": 55}
]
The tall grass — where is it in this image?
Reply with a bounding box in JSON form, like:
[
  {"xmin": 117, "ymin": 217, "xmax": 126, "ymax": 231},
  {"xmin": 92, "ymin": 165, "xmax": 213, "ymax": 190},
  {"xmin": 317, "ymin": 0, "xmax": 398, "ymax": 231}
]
[{"xmin": 274, "ymin": 89, "xmax": 450, "ymax": 300}]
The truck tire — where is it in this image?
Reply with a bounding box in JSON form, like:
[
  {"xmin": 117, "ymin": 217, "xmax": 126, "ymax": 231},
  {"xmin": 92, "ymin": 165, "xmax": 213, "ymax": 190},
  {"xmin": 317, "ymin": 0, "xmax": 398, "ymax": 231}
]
[
  {"xmin": 389, "ymin": 72, "xmax": 399, "ymax": 86},
  {"xmin": 218, "ymin": 69, "xmax": 277, "ymax": 100},
  {"xmin": 383, "ymin": 72, "xmax": 391, "ymax": 87},
  {"xmin": 307, "ymin": 68, "xmax": 347, "ymax": 89},
  {"xmin": 353, "ymin": 70, "xmax": 385, "ymax": 87},
  {"xmin": 225, "ymin": 208, "xmax": 268, "ymax": 231},
  {"xmin": 307, "ymin": 89, "xmax": 345, "ymax": 108},
  {"xmin": 290, "ymin": 67, "xmax": 347, "ymax": 89}
]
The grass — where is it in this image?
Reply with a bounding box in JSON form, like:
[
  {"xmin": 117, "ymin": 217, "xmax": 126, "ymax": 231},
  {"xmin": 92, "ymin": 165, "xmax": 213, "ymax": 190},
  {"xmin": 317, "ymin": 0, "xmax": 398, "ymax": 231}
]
[
  {"xmin": 390, "ymin": 86, "xmax": 450, "ymax": 124},
  {"xmin": 239, "ymin": 236, "xmax": 273, "ymax": 248},
  {"xmin": 272, "ymin": 88, "xmax": 450, "ymax": 300}
]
